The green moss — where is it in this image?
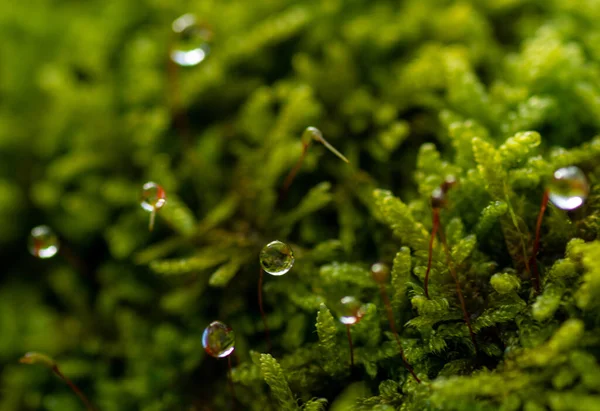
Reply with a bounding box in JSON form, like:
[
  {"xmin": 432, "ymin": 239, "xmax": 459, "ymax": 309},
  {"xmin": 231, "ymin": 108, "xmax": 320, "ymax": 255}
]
[{"xmin": 2, "ymin": 0, "xmax": 600, "ymax": 409}]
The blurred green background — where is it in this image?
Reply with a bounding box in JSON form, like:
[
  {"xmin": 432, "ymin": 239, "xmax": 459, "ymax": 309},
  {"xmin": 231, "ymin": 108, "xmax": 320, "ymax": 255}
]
[{"xmin": 3, "ymin": 0, "xmax": 600, "ymax": 410}]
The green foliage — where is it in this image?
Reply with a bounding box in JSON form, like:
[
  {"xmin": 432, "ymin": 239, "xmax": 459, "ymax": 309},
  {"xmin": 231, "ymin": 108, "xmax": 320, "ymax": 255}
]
[
  {"xmin": 3, "ymin": 0, "xmax": 600, "ymax": 410},
  {"xmin": 260, "ymin": 354, "xmax": 299, "ymax": 411}
]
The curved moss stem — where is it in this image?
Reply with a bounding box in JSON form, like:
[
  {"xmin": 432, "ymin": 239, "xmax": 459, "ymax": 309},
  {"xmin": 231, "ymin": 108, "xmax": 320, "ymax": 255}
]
[
  {"xmin": 379, "ymin": 284, "xmax": 421, "ymax": 383},
  {"xmin": 52, "ymin": 365, "xmax": 96, "ymax": 411},
  {"xmin": 279, "ymin": 141, "xmax": 310, "ymax": 202},
  {"xmin": 531, "ymin": 189, "xmax": 549, "ymax": 294},
  {"xmin": 424, "ymin": 208, "xmax": 440, "ymax": 299},
  {"xmin": 345, "ymin": 324, "xmax": 354, "ymax": 368},
  {"xmin": 258, "ymin": 267, "xmax": 272, "ymax": 352},
  {"xmin": 438, "ymin": 225, "xmax": 478, "ymax": 353}
]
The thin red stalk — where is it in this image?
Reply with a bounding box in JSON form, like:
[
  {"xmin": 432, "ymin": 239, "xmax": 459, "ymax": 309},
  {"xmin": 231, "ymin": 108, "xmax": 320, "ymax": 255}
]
[
  {"xmin": 279, "ymin": 142, "xmax": 310, "ymax": 202},
  {"xmin": 438, "ymin": 226, "xmax": 478, "ymax": 352},
  {"xmin": 227, "ymin": 355, "xmax": 236, "ymax": 405},
  {"xmin": 531, "ymin": 189, "xmax": 549, "ymax": 294},
  {"xmin": 149, "ymin": 208, "xmax": 156, "ymax": 232},
  {"xmin": 58, "ymin": 242, "xmax": 91, "ymax": 278},
  {"xmin": 424, "ymin": 208, "xmax": 440, "ymax": 299},
  {"xmin": 345, "ymin": 324, "xmax": 354, "ymax": 368},
  {"xmin": 166, "ymin": 51, "xmax": 191, "ymax": 143},
  {"xmin": 258, "ymin": 268, "xmax": 272, "ymax": 352},
  {"xmin": 379, "ymin": 285, "xmax": 421, "ymax": 383},
  {"xmin": 52, "ymin": 365, "xmax": 96, "ymax": 411}
]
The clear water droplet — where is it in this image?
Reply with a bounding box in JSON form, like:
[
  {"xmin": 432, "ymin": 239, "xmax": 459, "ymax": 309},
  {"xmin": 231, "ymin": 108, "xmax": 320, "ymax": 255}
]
[
  {"xmin": 338, "ymin": 296, "xmax": 366, "ymax": 325},
  {"xmin": 140, "ymin": 182, "xmax": 166, "ymax": 212},
  {"xmin": 202, "ymin": 321, "xmax": 235, "ymax": 358},
  {"xmin": 260, "ymin": 240, "xmax": 294, "ymax": 276},
  {"xmin": 371, "ymin": 262, "xmax": 390, "ymax": 284},
  {"xmin": 170, "ymin": 14, "xmax": 212, "ymax": 67},
  {"xmin": 431, "ymin": 175, "xmax": 457, "ymax": 208},
  {"xmin": 28, "ymin": 225, "xmax": 59, "ymax": 259},
  {"xmin": 548, "ymin": 166, "xmax": 589, "ymax": 210}
]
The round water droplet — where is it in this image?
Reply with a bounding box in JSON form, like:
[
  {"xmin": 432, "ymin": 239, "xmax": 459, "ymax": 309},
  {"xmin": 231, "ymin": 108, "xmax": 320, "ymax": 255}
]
[
  {"xmin": 371, "ymin": 262, "xmax": 390, "ymax": 284},
  {"xmin": 548, "ymin": 166, "xmax": 589, "ymax": 210},
  {"xmin": 28, "ymin": 225, "xmax": 59, "ymax": 259},
  {"xmin": 338, "ymin": 296, "xmax": 366, "ymax": 325},
  {"xmin": 430, "ymin": 186, "xmax": 446, "ymax": 209},
  {"xmin": 202, "ymin": 321, "xmax": 235, "ymax": 358},
  {"xmin": 260, "ymin": 240, "xmax": 294, "ymax": 276},
  {"xmin": 140, "ymin": 182, "xmax": 166, "ymax": 212},
  {"xmin": 441, "ymin": 175, "xmax": 457, "ymax": 191},
  {"xmin": 170, "ymin": 14, "xmax": 212, "ymax": 67}
]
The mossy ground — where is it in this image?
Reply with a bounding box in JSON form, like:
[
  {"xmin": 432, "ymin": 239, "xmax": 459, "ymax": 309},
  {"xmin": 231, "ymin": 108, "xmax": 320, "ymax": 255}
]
[{"xmin": 1, "ymin": 0, "xmax": 600, "ymax": 410}]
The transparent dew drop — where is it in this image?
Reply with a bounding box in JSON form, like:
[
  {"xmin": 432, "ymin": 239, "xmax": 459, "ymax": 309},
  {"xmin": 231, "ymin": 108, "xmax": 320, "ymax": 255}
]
[
  {"xmin": 28, "ymin": 225, "xmax": 59, "ymax": 259},
  {"xmin": 371, "ymin": 262, "xmax": 390, "ymax": 284},
  {"xmin": 202, "ymin": 321, "xmax": 235, "ymax": 358},
  {"xmin": 338, "ymin": 296, "xmax": 366, "ymax": 325},
  {"xmin": 430, "ymin": 186, "xmax": 446, "ymax": 209},
  {"xmin": 170, "ymin": 14, "xmax": 212, "ymax": 67},
  {"xmin": 259, "ymin": 240, "xmax": 295, "ymax": 276},
  {"xmin": 140, "ymin": 182, "xmax": 167, "ymax": 212},
  {"xmin": 548, "ymin": 166, "xmax": 589, "ymax": 210}
]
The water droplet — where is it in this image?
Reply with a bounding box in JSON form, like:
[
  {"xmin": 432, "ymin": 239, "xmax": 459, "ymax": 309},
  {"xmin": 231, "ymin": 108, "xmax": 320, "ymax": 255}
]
[
  {"xmin": 548, "ymin": 166, "xmax": 589, "ymax": 210},
  {"xmin": 338, "ymin": 296, "xmax": 366, "ymax": 325},
  {"xmin": 431, "ymin": 175, "xmax": 457, "ymax": 209},
  {"xmin": 170, "ymin": 14, "xmax": 212, "ymax": 67},
  {"xmin": 260, "ymin": 240, "xmax": 294, "ymax": 276},
  {"xmin": 371, "ymin": 262, "xmax": 390, "ymax": 284},
  {"xmin": 202, "ymin": 321, "xmax": 235, "ymax": 358},
  {"xmin": 28, "ymin": 225, "xmax": 59, "ymax": 259},
  {"xmin": 140, "ymin": 182, "xmax": 166, "ymax": 212}
]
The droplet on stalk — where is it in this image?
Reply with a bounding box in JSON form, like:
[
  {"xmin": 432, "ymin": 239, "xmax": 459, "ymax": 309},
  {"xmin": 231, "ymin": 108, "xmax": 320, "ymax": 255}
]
[
  {"xmin": 424, "ymin": 175, "xmax": 456, "ymax": 298},
  {"xmin": 423, "ymin": 177, "xmax": 477, "ymax": 352},
  {"xmin": 202, "ymin": 321, "xmax": 235, "ymax": 358},
  {"xmin": 201, "ymin": 321, "xmax": 237, "ymax": 402},
  {"xmin": 338, "ymin": 296, "xmax": 365, "ymax": 367},
  {"xmin": 370, "ymin": 262, "xmax": 390, "ymax": 284},
  {"xmin": 259, "ymin": 240, "xmax": 295, "ymax": 276},
  {"xmin": 531, "ymin": 166, "xmax": 589, "ymax": 293},
  {"xmin": 280, "ymin": 126, "xmax": 349, "ymax": 201},
  {"xmin": 370, "ymin": 263, "xmax": 421, "ymax": 383},
  {"xmin": 258, "ymin": 240, "xmax": 295, "ymax": 352},
  {"xmin": 170, "ymin": 14, "xmax": 212, "ymax": 67},
  {"xmin": 140, "ymin": 182, "xmax": 166, "ymax": 231},
  {"xmin": 548, "ymin": 166, "xmax": 589, "ymax": 210},
  {"xmin": 28, "ymin": 225, "xmax": 59, "ymax": 259}
]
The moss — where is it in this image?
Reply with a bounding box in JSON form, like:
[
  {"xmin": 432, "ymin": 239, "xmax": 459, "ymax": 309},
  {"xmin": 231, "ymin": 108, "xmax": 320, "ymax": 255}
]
[{"xmin": 1, "ymin": 0, "xmax": 600, "ymax": 410}]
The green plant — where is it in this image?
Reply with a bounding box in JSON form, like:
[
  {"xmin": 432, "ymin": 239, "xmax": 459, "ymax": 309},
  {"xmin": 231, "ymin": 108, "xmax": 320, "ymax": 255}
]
[{"xmin": 2, "ymin": 0, "xmax": 600, "ymax": 410}]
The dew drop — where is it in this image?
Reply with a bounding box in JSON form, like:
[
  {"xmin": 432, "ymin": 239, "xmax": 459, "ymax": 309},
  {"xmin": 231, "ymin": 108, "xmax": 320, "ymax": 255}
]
[
  {"xmin": 548, "ymin": 166, "xmax": 589, "ymax": 210},
  {"xmin": 338, "ymin": 296, "xmax": 366, "ymax": 325},
  {"xmin": 202, "ymin": 321, "xmax": 235, "ymax": 358},
  {"xmin": 170, "ymin": 14, "xmax": 212, "ymax": 67},
  {"xmin": 140, "ymin": 182, "xmax": 167, "ymax": 212},
  {"xmin": 371, "ymin": 262, "xmax": 390, "ymax": 284},
  {"xmin": 28, "ymin": 225, "xmax": 59, "ymax": 259},
  {"xmin": 260, "ymin": 240, "xmax": 294, "ymax": 276},
  {"xmin": 431, "ymin": 175, "xmax": 457, "ymax": 209}
]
